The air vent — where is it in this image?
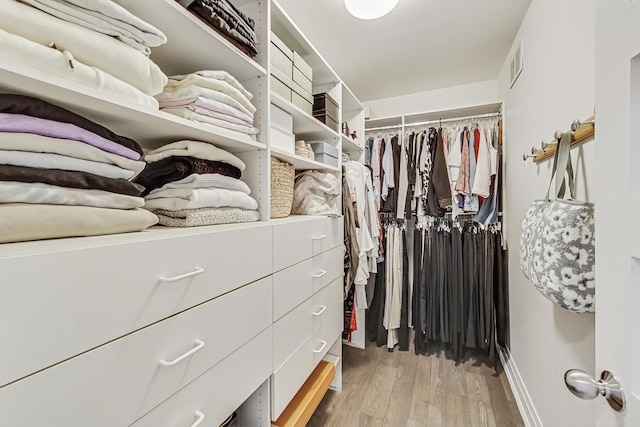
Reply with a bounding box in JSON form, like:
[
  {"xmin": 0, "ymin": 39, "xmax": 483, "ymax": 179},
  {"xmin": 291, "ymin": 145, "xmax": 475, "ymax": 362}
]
[{"xmin": 510, "ymin": 40, "xmax": 523, "ymax": 89}]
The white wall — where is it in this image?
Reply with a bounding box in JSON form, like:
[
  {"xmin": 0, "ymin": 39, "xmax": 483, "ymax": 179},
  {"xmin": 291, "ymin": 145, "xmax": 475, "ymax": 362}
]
[
  {"xmin": 498, "ymin": 0, "xmax": 596, "ymax": 426},
  {"xmin": 363, "ymin": 79, "xmax": 500, "ymax": 119}
]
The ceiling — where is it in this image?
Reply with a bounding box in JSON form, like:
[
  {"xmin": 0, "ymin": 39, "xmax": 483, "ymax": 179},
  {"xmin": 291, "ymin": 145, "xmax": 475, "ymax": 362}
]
[{"xmin": 276, "ymin": 0, "xmax": 531, "ymax": 102}]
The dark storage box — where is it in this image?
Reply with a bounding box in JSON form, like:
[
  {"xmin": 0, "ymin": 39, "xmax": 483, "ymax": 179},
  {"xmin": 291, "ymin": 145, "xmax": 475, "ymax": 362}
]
[
  {"xmin": 313, "ymin": 113, "xmax": 339, "ymax": 133},
  {"xmin": 313, "ymin": 93, "xmax": 339, "ymax": 122}
]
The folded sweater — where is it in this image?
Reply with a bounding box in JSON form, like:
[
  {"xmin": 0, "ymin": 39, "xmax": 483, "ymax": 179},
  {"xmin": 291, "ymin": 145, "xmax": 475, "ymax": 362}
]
[
  {"xmin": 148, "ymin": 173, "xmax": 250, "ymax": 195},
  {"xmin": 144, "ymin": 187, "xmax": 258, "ymax": 211},
  {"xmin": 144, "ymin": 140, "xmax": 245, "ymax": 171}
]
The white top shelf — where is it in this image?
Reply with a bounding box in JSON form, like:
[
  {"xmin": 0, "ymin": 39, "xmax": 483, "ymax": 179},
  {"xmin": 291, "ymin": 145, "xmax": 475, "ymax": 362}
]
[
  {"xmin": 115, "ymin": 0, "xmax": 266, "ymax": 81},
  {"xmin": 0, "ymin": 61, "xmax": 265, "ymax": 153},
  {"xmin": 271, "ymin": 147, "xmax": 339, "ymax": 172},
  {"xmin": 341, "ymin": 135, "xmax": 364, "ymax": 153},
  {"xmin": 271, "ymin": 0, "xmax": 339, "ymax": 87},
  {"xmin": 271, "ymin": 92, "xmax": 339, "ymax": 142}
]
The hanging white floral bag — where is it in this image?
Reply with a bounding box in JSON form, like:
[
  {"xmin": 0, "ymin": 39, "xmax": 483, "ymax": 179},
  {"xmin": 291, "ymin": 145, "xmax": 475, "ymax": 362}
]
[{"xmin": 520, "ymin": 131, "xmax": 595, "ymax": 313}]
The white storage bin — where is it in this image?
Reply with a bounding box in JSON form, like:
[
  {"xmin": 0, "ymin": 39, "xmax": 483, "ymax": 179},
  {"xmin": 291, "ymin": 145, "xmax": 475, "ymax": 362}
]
[
  {"xmin": 270, "ymin": 125, "xmax": 295, "ymax": 153},
  {"xmin": 271, "ymin": 103, "xmax": 293, "ymax": 133}
]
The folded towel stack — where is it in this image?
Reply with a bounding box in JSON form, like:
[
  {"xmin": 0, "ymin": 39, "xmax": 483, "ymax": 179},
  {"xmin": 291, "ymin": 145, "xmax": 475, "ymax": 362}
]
[
  {"xmin": 0, "ymin": 94, "xmax": 158, "ymax": 243},
  {"xmin": 0, "ymin": 0, "xmax": 168, "ymax": 108},
  {"xmin": 135, "ymin": 140, "xmax": 260, "ymax": 227},
  {"xmin": 156, "ymin": 70, "xmax": 259, "ymax": 138},
  {"xmin": 179, "ymin": 0, "xmax": 258, "ymax": 58}
]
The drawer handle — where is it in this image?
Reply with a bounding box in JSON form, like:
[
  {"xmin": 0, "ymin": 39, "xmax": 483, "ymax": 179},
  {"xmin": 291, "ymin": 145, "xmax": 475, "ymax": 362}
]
[
  {"xmin": 158, "ymin": 267, "xmax": 205, "ymax": 283},
  {"xmin": 312, "ymin": 234, "xmax": 327, "ymax": 240},
  {"xmin": 312, "ymin": 270, "xmax": 328, "ymax": 278},
  {"xmin": 313, "ymin": 340, "xmax": 328, "ymax": 354},
  {"xmin": 313, "ymin": 305, "xmax": 328, "ymax": 316},
  {"xmin": 191, "ymin": 411, "xmax": 205, "ymax": 427},
  {"xmin": 159, "ymin": 340, "xmax": 205, "ymax": 367}
]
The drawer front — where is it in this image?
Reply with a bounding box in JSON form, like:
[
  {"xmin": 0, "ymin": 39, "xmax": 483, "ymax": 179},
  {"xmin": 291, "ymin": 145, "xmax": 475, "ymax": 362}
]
[
  {"xmin": 271, "ymin": 337, "xmax": 314, "ymax": 421},
  {"xmin": 312, "ymin": 277, "xmax": 343, "ymax": 333},
  {"xmin": 273, "ymin": 257, "xmax": 314, "ymax": 321},
  {"xmin": 313, "ymin": 303, "xmax": 344, "ymax": 366},
  {"xmin": 0, "ymin": 224, "xmax": 272, "ymax": 388},
  {"xmin": 273, "ymin": 298, "xmax": 313, "ymax": 370},
  {"xmin": 273, "ymin": 217, "xmax": 342, "ymax": 271},
  {"xmin": 312, "ymin": 244, "xmax": 345, "ymax": 294},
  {"xmin": 131, "ymin": 327, "xmax": 273, "ymax": 427},
  {"xmin": 0, "ymin": 278, "xmax": 273, "ymax": 427}
]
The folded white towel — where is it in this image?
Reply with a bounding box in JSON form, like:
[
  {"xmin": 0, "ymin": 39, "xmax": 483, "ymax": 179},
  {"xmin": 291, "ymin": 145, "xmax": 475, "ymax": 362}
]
[
  {"xmin": 0, "ymin": 150, "xmax": 135, "ymax": 180},
  {"xmin": 148, "ymin": 173, "xmax": 251, "ymax": 195},
  {"xmin": 0, "ymin": 132, "xmax": 146, "ymax": 178},
  {"xmin": 156, "ymin": 85, "xmax": 253, "ymax": 117},
  {"xmin": 0, "ymin": 181, "xmax": 144, "ymax": 209},
  {"xmin": 0, "ymin": 29, "xmax": 158, "ymax": 108},
  {"xmin": 144, "ymin": 187, "xmax": 258, "ymax": 211},
  {"xmin": 162, "ymin": 108, "xmax": 259, "ymax": 136},
  {"xmin": 144, "ymin": 140, "xmax": 245, "ymax": 171},
  {"xmin": 170, "ymin": 71, "xmax": 253, "ymax": 101},
  {"xmin": 0, "ymin": 0, "xmax": 167, "ymax": 95},
  {"xmin": 19, "ymin": 0, "xmax": 167, "ymax": 55}
]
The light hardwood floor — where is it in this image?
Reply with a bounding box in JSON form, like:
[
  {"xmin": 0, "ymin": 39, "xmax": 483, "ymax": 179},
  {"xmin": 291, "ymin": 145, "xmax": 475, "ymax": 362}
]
[{"xmin": 308, "ymin": 343, "xmax": 524, "ymax": 427}]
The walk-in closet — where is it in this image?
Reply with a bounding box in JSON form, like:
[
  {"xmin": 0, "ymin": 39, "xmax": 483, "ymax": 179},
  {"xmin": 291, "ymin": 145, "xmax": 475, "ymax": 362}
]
[{"xmin": 0, "ymin": 0, "xmax": 635, "ymax": 426}]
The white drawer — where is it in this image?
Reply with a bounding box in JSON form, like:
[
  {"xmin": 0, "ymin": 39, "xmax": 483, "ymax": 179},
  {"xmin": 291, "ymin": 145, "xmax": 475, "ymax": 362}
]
[
  {"xmin": 131, "ymin": 327, "xmax": 273, "ymax": 427},
  {"xmin": 273, "ymin": 298, "xmax": 313, "ymax": 370},
  {"xmin": 271, "ymin": 337, "xmax": 314, "ymax": 421},
  {"xmin": 273, "ymin": 217, "xmax": 343, "ymax": 271},
  {"xmin": 312, "ymin": 277, "xmax": 343, "ymax": 333},
  {"xmin": 0, "ymin": 278, "xmax": 273, "ymax": 427},
  {"xmin": 0, "ymin": 224, "xmax": 272, "ymax": 387},
  {"xmin": 312, "ymin": 245, "xmax": 345, "ymax": 294},
  {"xmin": 273, "ymin": 257, "xmax": 314, "ymax": 321},
  {"xmin": 313, "ymin": 303, "xmax": 344, "ymax": 366}
]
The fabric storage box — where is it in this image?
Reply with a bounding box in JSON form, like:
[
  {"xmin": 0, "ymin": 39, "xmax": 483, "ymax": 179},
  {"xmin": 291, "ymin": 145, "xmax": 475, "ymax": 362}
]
[
  {"xmin": 293, "ymin": 51, "xmax": 313, "ymax": 81},
  {"xmin": 313, "ymin": 113, "xmax": 339, "ymax": 133},
  {"xmin": 270, "ymin": 125, "xmax": 295, "ymax": 153},
  {"xmin": 292, "ymin": 66, "xmax": 312, "ymax": 95},
  {"xmin": 271, "ymin": 103, "xmax": 293, "ymax": 133},
  {"xmin": 313, "ymin": 93, "xmax": 339, "ymax": 123},
  {"xmin": 272, "ymin": 32, "xmax": 293, "ymax": 61},
  {"xmin": 271, "ymin": 69, "xmax": 293, "ymax": 102},
  {"xmin": 309, "ymin": 141, "xmax": 339, "ymax": 167},
  {"xmin": 270, "ymin": 42, "xmax": 293, "ymax": 78}
]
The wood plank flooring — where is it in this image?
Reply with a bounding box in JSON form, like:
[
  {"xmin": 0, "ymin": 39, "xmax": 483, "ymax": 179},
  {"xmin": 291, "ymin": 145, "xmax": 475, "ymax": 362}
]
[{"xmin": 308, "ymin": 343, "xmax": 524, "ymax": 427}]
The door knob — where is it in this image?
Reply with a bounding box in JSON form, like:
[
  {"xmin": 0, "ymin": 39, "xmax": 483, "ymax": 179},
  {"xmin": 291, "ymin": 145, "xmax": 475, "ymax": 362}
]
[{"xmin": 564, "ymin": 369, "xmax": 626, "ymax": 412}]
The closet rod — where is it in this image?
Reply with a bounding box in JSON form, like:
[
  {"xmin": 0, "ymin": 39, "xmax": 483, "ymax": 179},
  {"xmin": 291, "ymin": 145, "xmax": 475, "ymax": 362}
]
[
  {"xmin": 404, "ymin": 111, "xmax": 502, "ymax": 128},
  {"xmin": 365, "ymin": 124, "xmax": 403, "ymax": 132}
]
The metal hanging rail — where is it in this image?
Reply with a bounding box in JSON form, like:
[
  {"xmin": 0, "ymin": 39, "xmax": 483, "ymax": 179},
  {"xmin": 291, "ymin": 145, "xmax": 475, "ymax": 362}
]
[
  {"xmin": 404, "ymin": 111, "xmax": 502, "ymax": 128},
  {"xmin": 365, "ymin": 123, "xmax": 403, "ymax": 132}
]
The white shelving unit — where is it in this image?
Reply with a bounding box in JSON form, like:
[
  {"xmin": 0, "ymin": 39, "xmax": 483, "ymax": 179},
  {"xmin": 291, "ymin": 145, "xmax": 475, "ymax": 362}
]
[{"xmin": 0, "ymin": 0, "xmax": 366, "ymax": 424}]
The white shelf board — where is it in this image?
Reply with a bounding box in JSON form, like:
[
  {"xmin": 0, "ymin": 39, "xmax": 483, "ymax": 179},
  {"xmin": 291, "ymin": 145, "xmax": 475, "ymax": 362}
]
[
  {"xmin": 271, "ymin": 93, "xmax": 340, "ymax": 142},
  {"xmin": 115, "ymin": 0, "xmax": 266, "ymax": 81},
  {"xmin": 365, "ymin": 116, "xmax": 403, "ymax": 130},
  {"xmin": 271, "ymin": 0, "xmax": 339, "ymax": 86},
  {"xmin": 0, "ymin": 61, "xmax": 266, "ymax": 153},
  {"xmin": 341, "ymin": 83, "xmax": 363, "ymax": 114},
  {"xmin": 271, "ymin": 148, "xmax": 339, "ymax": 172},
  {"xmin": 342, "ymin": 135, "xmax": 364, "ymax": 153}
]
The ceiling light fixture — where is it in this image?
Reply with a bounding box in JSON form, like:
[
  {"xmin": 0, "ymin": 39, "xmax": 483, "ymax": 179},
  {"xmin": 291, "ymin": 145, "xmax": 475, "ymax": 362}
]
[{"xmin": 344, "ymin": 0, "xmax": 399, "ymax": 20}]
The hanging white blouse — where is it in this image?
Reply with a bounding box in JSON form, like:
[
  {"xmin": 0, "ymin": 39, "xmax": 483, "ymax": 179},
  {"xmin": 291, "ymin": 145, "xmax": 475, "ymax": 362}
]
[
  {"xmin": 472, "ymin": 125, "xmax": 491, "ymax": 198},
  {"xmin": 381, "ymin": 137, "xmax": 395, "ymax": 201}
]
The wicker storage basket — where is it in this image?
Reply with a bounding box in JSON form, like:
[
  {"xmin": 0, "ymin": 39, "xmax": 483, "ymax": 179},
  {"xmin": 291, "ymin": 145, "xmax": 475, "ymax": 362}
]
[{"xmin": 270, "ymin": 156, "xmax": 295, "ymax": 218}]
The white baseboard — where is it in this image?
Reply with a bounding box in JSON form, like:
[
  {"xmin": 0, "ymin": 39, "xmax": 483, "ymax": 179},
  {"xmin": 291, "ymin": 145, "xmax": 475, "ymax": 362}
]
[{"xmin": 499, "ymin": 347, "xmax": 544, "ymax": 427}]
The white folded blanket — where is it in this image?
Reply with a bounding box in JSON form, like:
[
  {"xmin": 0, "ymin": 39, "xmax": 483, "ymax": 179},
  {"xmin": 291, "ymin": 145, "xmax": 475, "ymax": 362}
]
[
  {"xmin": 144, "ymin": 187, "xmax": 258, "ymax": 211},
  {"xmin": 154, "ymin": 207, "xmax": 260, "ymax": 227},
  {"xmin": 144, "ymin": 140, "xmax": 245, "ymax": 171},
  {"xmin": 0, "ymin": 29, "xmax": 158, "ymax": 109},
  {"xmin": 0, "ymin": 181, "xmax": 144, "ymax": 209},
  {"xmin": 0, "ymin": 132, "xmax": 146, "ymax": 178},
  {"xmin": 19, "ymin": 0, "xmax": 166, "ymax": 55},
  {"xmin": 157, "ymin": 96, "xmax": 253, "ymax": 125},
  {"xmin": 0, "ymin": 203, "xmax": 158, "ymax": 243},
  {"xmin": 164, "ymin": 74, "xmax": 255, "ymax": 114},
  {"xmin": 156, "ymin": 85, "xmax": 254, "ymax": 117},
  {"xmin": 170, "ymin": 71, "xmax": 253, "ymax": 101},
  {"xmin": 0, "ymin": 150, "xmax": 136, "ymax": 180},
  {"xmin": 162, "ymin": 108, "xmax": 259, "ymax": 136},
  {"xmin": 0, "ymin": 0, "xmax": 167, "ymax": 95},
  {"xmin": 148, "ymin": 173, "xmax": 251, "ymax": 195}
]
